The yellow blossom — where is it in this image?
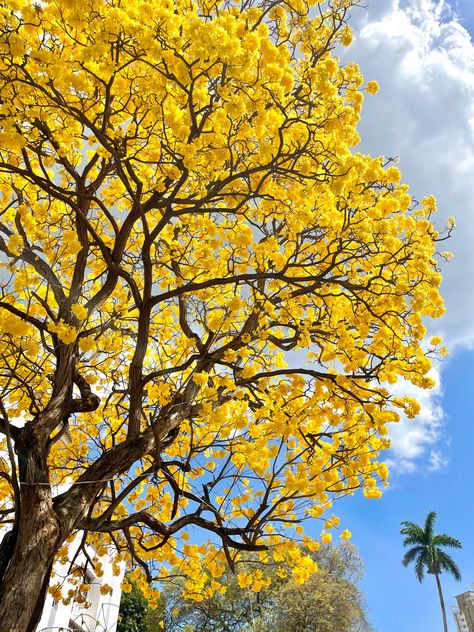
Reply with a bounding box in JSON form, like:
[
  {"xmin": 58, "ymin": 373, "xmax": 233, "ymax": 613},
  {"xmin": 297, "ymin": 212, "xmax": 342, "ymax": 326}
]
[
  {"xmin": 49, "ymin": 320, "xmax": 78, "ymax": 344},
  {"xmin": 366, "ymin": 80, "xmax": 379, "ymax": 95},
  {"xmin": 72, "ymin": 304, "xmax": 89, "ymax": 320},
  {"xmin": 0, "ymin": 0, "xmax": 447, "ymax": 613}
]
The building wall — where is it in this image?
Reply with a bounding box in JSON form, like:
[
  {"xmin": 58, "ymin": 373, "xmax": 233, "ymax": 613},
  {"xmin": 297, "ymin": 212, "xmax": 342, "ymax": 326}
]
[
  {"xmin": 35, "ymin": 534, "xmax": 125, "ymax": 632},
  {"xmin": 1, "ymin": 453, "xmax": 125, "ymax": 631},
  {"xmin": 0, "ymin": 524, "xmax": 124, "ymax": 632},
  {"xmin": 452, "ymin": 607, "xmax": 470, "ymax": 632},
  {"xmin": 453, "ymin": 584, "xmax": 474, "ymax": 632}
]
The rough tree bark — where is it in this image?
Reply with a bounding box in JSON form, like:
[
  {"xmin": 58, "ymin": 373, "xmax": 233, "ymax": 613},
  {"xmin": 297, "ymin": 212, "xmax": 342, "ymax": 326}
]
[
  {"xmin": 0, "ymin": 423, "xmax": 64, "ymax": 632},
  {"xmin": 0, "ymin": 348, "xmax": 102, "ymax": 631},
  {"xmin": 0, "ymin": 396, "xmax": 189, "ymax": 631},
  {"xmin": 0, "ymin": 486, "xmax": 61, "ymax": 632}
]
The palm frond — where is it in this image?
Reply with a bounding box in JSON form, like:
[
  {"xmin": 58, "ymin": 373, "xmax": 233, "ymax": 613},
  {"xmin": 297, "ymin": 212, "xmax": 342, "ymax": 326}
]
[
  {"xmin": 432, "ymin": 534, "xmax": 462, "ymax": 549},
  {"xmin": 400, "ymin": 520, "xmax": 422, "ymax": 533},
  {"xmin": 424, "ymin": 511, "xmax": 437, "ymax": 540},
  {"xmin": 414, "ymin": 550, "xmax": 427, "ymax": 583},
  {"xmin": 400, "ymin": 512, "xmax": 461, "ymax": 587},
  {"xmin": 438, "ymin": 551, "xmax": 462, "ymax": 582},
  {"xmin": 402, "ymin": 533, "xmax": 427, "ymax": 547},
  {"xmin": 400, "ymin": 522, "xmax": 425, "ymax": 543},
  {"xmin": 402, "ymin": 546, "xmax": 425, "ymax": 567}
]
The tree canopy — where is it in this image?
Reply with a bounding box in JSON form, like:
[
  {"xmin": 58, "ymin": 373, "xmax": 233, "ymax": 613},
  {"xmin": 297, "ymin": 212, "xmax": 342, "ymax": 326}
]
[
  {"xmin": 118, "ymin": 578, "xmax": 165, "ymax": 632},
  {"xmin": 120, "ymin": 544, "xmax": 373, "ymax": 632},
  {"xmin": 177, "ymin": 543, "xmax": 372, "ymax": 632},
  {"xmin": 401, "ymin": 511, "xmax": 462, "ymax": 583},
  {"xmin": 0, "ymin": 0, "xmax": 448, "ymax": 629}
]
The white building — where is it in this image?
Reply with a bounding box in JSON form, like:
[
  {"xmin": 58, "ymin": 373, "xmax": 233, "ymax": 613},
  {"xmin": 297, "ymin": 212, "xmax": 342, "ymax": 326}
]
[
  {"xmin": 0, "ymin": 488, "xmax": 125, "ymax": 632},
  {"xmin": 35, "ymin": 535, "xmax": 125, "ymax": 632},
  {"xmin": 1, "ymin": 433, "xmax": 125, "ymax": 632},
  {"xmin": 452, "ymin": 583, "xmax": 474, "ymax": 632},
  {"xmin": 0, "ymin": 524, "xmax": 125, "ymax": 632}
]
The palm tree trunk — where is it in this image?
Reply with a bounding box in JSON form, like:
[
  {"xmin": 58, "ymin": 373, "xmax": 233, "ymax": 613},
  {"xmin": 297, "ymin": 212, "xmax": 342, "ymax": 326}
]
[{"xmin": 434, "ymin": 572, "xmax": 449, "ymax": 632}]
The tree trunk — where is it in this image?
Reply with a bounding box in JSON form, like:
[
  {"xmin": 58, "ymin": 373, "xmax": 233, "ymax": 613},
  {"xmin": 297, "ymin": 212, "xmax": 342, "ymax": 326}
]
[
  {"xmin": 435, "ymin": 572, "xmax": 449, "ymax": 632},
  {"xmin": 0, "ymin": 346, "xmax": 98, "ymax": 631},
  {"xmin": 0, "ymin": 422, "xmax": 67, "ymax": 632},
  {"xmin": 0, "ymin": 482, "xmax": 62, "ymax": 632}
]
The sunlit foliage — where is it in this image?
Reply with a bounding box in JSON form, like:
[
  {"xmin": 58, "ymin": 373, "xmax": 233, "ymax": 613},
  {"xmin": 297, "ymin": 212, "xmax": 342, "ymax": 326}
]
[{"xmin": 0, "ymin": 0, "xmax": 448, "ymax": 620}]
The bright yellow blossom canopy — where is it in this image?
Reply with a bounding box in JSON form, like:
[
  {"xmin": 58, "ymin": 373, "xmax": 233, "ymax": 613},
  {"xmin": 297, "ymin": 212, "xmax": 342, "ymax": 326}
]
[{"xmin": 0, "ymin": 0, "xmax": 448, "ymax": 619}]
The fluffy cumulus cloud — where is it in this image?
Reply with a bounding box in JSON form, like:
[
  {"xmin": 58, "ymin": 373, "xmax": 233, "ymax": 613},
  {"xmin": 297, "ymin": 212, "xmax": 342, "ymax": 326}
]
[
  {"xmin": 348, "ymin": 0, "xmax": 474, "ymax": 348},
  {"xmin": 345, "ymin": 0, "xmax": 474, "ymax": 470},
  {"xmin": 386, "ymin": 368, "xmax": 448, "ymax": 473}
]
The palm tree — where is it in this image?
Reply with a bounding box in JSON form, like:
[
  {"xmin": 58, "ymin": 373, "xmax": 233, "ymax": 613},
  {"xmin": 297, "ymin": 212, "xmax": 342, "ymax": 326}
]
[{"xmin": 401, "ymin": 511, "xmax": 462, "ymax": 632}]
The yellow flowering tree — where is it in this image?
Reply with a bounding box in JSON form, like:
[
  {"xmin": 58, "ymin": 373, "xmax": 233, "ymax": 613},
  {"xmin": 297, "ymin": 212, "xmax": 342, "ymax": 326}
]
[
  {"xmin": 162, "ymin": 543, "xmax": 373, "ymax": 632},
  {"xmin": 0, "ymin": 0, "xmax": 449, "ymax": 629}
]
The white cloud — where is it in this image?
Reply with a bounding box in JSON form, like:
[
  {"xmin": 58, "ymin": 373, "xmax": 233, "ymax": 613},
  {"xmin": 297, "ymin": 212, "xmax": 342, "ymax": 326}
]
[
  {"xmin": 428, "ymin": 448, "xmax": 449, "ymax": 471},
  {"xmin": 385, "ymin": 368, "xmax": 447, "ymax": 472},
  {"xmin": 347, "ymin": 0, "xmax": 474, "ymax": 349},
  {"xmin": 343, "ymin": 0, "xmax": 474, "ymax": 470}
]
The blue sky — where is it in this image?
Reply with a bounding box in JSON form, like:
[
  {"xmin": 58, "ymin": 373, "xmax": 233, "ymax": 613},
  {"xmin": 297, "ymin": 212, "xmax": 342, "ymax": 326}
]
[
  {"xmin": 311, "ymin": 2, "xmax": 474, "ymax": 630},
  {"xmin": 340, "ymin": 348, "xmax": 474, "ymax": 631},
  {"xmin": 452, "ymin": 0, "xmax": 474, "ymax": 32}
]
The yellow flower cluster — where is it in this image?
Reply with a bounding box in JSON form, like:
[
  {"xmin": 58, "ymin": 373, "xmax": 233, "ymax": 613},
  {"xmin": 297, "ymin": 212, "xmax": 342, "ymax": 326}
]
[
  {"xmin": 49, "ymin": 320, "xmax": 78, "ymax": 345},
  {"xmin": 0, "ymin": 0, "xmax": 449, "ymax": 607}
]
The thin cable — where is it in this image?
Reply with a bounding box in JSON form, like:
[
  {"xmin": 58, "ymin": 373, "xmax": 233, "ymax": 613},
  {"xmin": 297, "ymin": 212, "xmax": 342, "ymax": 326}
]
[{"xmin": 19, "ymin": 478, "xmax": 116, "ymax": 485}]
